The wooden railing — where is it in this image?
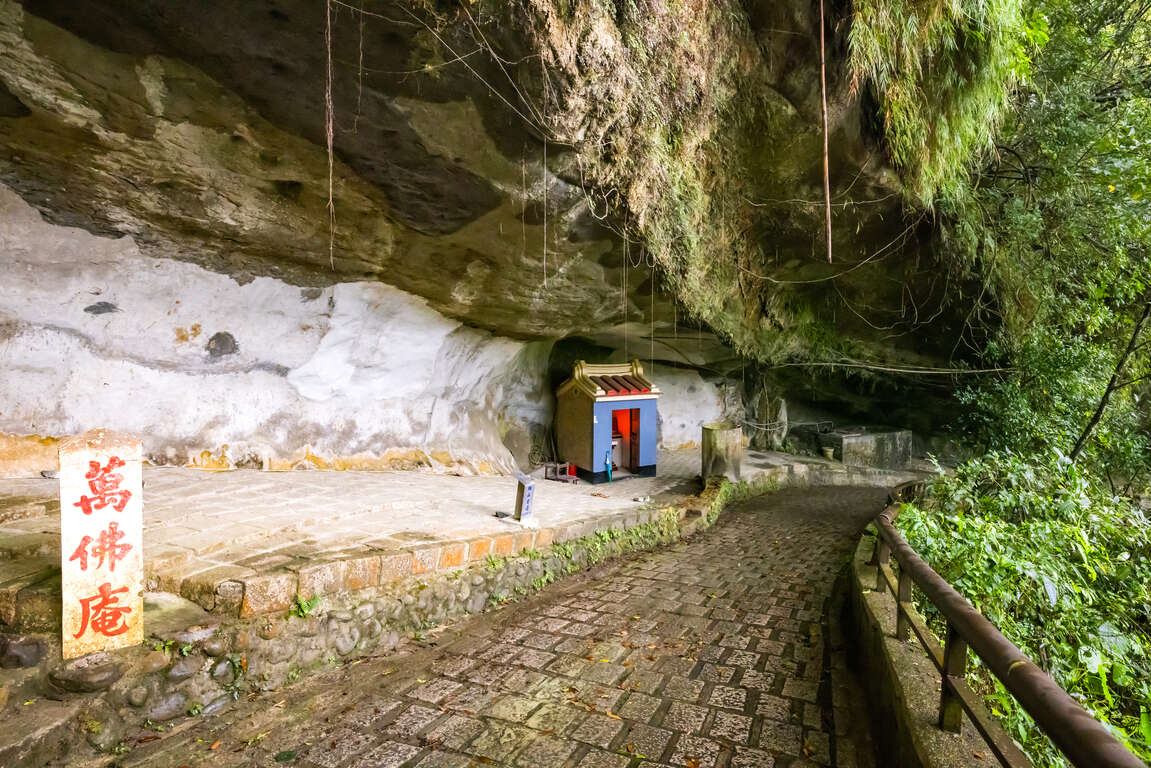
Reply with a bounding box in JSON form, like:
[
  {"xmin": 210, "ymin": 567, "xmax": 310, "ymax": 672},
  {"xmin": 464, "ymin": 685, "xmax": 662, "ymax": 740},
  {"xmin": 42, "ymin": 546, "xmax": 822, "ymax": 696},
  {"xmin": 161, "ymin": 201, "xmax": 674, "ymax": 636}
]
[{"xmin": 869, "ymin": 481, "xmax": 1144, "ymax": 768}]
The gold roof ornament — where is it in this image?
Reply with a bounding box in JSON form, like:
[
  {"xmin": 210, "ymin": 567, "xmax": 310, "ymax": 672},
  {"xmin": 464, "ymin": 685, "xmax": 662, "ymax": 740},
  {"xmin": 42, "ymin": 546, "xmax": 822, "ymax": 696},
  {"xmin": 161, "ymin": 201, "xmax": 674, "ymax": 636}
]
[{"xmin": 557, "ymin": 360, "xmax": 661, "ymax": 401}]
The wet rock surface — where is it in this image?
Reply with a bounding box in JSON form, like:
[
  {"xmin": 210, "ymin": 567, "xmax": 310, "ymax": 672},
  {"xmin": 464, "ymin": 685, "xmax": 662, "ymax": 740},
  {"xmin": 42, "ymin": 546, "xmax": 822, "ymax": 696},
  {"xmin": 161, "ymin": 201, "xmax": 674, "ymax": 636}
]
[
  {"xmin": 48, "ymin": 653, "xmax": 123, "ymax": 693},
  {"xmin": 0, "ymin": 635, "xmax": 42, "ymax": 668},
  {"xmin": 82, "ymin": 487, "xmax": 886, "ymax": 767}
]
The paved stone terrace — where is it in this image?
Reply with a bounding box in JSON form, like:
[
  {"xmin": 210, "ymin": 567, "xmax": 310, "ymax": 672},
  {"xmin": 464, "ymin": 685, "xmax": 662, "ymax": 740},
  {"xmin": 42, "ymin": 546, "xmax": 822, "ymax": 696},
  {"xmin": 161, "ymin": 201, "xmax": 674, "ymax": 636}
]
[
  {"xmin": 93, "ymin": 485, "xmax": 888, "ymax": 768},
  {"xmin": 2, "ymin": 449, "xmax": 890, "ymax": 624}
]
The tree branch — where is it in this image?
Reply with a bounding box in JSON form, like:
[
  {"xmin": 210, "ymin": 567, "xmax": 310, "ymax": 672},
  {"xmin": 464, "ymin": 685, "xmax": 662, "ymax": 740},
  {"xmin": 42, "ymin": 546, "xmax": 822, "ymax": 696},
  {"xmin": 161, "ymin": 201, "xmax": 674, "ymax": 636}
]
[{"xmin": 1068, "ymin": 297, "xmax": 1151, "ymax": 463}]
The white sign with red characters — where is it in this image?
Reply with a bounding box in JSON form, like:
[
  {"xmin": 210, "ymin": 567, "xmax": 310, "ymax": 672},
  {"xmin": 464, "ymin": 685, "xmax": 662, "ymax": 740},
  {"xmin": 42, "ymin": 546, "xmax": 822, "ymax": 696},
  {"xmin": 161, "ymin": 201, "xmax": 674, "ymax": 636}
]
[{"xmin": 59, "ymin": 430, "xmax": 144, "ymax": 659}]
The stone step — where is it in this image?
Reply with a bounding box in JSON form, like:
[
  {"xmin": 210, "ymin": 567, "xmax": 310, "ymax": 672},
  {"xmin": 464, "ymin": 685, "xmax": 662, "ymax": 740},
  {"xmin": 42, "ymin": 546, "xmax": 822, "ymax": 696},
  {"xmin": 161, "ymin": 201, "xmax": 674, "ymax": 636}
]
[
  {"xmin": 0, "ymin": 496, "xmax": 56, "ymax": 525},
  {"xmin": 0, "ymin": 698, "xmax": 81, "ymax": 766},
  {"xmin": 0, "ymin": 531, "xmax": 56, "ymax": 561},
  {"xmin": 6, "ymin": 572, "xmax": 62, "ymax": 633},
  {"xmin": 0, "ymin": 558, "xmax": 58, "ymax": 628}
]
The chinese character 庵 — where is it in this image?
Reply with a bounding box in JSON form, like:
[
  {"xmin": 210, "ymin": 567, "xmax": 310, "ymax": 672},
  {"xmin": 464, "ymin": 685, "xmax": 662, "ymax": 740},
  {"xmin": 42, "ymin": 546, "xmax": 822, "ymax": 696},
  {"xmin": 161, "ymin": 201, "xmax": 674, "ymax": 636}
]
[{"xmin": 74, "ymin": 582, "xmax": 131, "ymax": 639}]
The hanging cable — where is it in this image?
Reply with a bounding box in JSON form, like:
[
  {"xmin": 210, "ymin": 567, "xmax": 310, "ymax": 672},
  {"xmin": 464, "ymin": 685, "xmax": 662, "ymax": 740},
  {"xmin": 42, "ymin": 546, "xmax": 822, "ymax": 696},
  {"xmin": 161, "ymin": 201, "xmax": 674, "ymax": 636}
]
[
  {"xmin": 818, "ymin": 0, "xmax": 832, "ymax": 263},
  {"xmin": 325, "ymin": 0, "xmax": 336, "ymax": 269}
]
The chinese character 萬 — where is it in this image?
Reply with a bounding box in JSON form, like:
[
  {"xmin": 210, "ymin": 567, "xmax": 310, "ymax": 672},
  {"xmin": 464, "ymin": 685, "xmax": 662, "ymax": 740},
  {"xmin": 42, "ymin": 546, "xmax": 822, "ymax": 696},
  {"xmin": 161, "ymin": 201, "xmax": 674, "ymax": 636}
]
[{"xmin": 74, "ymin": 457, "xmax": 132, "ymax": 515}]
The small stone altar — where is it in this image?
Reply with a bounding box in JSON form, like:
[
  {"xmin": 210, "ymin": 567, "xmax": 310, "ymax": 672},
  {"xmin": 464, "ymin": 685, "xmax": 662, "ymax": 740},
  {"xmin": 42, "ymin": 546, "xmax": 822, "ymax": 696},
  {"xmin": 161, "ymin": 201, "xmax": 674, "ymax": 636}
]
[{"xmin": 790, "ymin": 424, "xmax": 913, "ymax": 470}]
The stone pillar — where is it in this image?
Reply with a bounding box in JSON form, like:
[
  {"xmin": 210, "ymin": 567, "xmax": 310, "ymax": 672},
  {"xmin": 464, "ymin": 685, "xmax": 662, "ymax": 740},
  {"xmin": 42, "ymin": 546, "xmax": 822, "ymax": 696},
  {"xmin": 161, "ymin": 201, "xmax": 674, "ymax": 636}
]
[
  {"xmin": 701, "ymin": 422, "xmax": 743, "ymax": 482},
  {"xmin": 59, "ymin": 430, "xmax": 144, "ymax": 659},
  {"xmin": 514, "ymin": 471, "xmax": 535, "ymax": 525}
]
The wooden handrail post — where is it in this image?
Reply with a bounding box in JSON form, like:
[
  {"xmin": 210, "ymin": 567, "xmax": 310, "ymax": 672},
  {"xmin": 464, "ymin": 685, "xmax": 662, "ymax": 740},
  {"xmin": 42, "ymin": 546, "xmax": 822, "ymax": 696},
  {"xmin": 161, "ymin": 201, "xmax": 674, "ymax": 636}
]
[
  {"xmin": 874, "ymin": 539, "xmax": 889, "ymax": 592},
  {"xmin": 940, "ymin": 622, "xmax": 968, "ymax": 733},
  {"xmin": 896, "ymin": 567, "xmax": 912, "ymax": 642}
]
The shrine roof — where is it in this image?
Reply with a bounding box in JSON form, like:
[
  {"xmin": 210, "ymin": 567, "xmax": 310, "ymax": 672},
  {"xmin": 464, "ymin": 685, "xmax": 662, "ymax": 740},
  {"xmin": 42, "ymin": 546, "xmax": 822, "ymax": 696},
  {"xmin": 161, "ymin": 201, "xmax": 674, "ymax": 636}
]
[{"xmin": 557, "ymin": 360, "xmax": 661, "ymax": 401}]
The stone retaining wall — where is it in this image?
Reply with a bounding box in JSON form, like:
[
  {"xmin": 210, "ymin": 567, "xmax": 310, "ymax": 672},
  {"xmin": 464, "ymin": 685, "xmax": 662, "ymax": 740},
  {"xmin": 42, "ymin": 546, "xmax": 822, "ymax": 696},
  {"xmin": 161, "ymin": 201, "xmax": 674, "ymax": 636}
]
[{"xmin": 844, "ymin": 532, "xmax": 990, "ymax": 768}]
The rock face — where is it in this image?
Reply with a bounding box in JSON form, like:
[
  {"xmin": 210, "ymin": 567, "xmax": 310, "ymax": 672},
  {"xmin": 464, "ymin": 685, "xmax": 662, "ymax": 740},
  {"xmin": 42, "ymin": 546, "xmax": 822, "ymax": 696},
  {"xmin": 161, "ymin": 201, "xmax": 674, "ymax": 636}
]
[
  {"xmin": 0, "ymin": 0, "xmax": 965, "ymax": 472},
  {"xmin": 0, "ymin": 186, "xmax": 551, "ymax": 472},
  {"xmin": 0, "ymin": 186, "xmax": 736, "ymax": 473}
]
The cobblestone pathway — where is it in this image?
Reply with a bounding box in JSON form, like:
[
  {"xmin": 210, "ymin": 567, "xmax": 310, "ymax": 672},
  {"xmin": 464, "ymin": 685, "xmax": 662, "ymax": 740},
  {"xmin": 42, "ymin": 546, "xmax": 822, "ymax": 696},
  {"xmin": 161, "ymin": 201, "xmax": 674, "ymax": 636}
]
[{"xmin": 101, "ymin": 486, "xmax": 887, "ymax": 768}]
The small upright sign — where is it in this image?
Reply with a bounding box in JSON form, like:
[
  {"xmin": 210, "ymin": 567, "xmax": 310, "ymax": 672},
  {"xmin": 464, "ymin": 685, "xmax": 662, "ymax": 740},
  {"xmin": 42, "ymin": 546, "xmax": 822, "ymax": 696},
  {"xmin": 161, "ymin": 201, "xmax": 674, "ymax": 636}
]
[
  {"xmin": 59, "ymin": 430, "xmax": 144, "ymax": 659},
  {"xmin": 514, "ymin": 472, "xmax": 534, "ymax": 523}
]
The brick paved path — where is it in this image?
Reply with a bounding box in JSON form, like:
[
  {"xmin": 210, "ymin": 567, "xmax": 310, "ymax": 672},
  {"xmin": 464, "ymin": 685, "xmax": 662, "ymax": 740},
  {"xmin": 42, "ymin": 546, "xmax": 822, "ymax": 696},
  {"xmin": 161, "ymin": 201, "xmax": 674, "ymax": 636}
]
[{"xmin": 102, "ymin": 486, "xmax": 887, "ymax": 768}]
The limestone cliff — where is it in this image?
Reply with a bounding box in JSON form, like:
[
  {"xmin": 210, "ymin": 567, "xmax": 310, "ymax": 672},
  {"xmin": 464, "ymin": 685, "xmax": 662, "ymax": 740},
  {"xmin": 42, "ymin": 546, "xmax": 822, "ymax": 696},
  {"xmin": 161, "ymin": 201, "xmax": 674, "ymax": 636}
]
[{"xmin": 0, "ymin": 0, "xmax": 970, "ymax": 474}]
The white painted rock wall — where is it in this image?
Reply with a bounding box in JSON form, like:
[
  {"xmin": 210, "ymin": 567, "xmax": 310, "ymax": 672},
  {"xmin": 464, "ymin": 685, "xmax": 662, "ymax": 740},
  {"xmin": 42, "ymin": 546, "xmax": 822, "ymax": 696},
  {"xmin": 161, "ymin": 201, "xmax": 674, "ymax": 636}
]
[
  {"xmin": 655, "ymin": 367, "xmax": 742, "ymax": 448},
  {"xmin": 0, "ymin": 185, "xmax": 553, "ymax": 476}
]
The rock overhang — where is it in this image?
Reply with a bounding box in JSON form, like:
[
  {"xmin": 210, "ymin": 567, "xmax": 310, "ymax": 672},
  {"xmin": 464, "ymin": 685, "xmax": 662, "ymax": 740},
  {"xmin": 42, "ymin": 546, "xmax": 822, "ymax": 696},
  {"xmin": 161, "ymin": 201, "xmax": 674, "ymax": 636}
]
[{"xmin": 0, "ymin": 0, "xmax": 974, "ymax": 469}]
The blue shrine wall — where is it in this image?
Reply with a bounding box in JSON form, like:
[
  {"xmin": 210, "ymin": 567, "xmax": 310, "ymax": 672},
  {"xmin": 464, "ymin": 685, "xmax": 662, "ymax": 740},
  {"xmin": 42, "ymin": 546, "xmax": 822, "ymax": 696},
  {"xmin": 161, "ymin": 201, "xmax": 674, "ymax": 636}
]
[{"xmin": 591, "ymin": 398, "xmax": 658, "ymax": 473}]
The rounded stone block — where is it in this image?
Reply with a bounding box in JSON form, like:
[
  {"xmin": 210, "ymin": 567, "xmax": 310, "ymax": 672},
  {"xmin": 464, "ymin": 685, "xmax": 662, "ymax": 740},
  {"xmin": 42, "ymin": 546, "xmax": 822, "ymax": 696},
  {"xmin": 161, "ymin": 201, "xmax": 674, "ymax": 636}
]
[
  {"xmin": 127, "ymin": 685, "xmax": 150, "ymax": 707},
  {"xmin": 166, "ymin": 654, "xmax": 203, "ymax": 682},
  {"xmin": 0, "ymin": 636, "xmax": 44, "ymax": 669},
  {"xmin": 49, "ymin": 652, "xmax": 123, "ymax": 693},
  {"xmin": 211, "ymin": 659, "xmax": 236, "ymax": 685},
  {"xmin": 146, "ymin": 691, "xmax": 188, "ymax": 722}
]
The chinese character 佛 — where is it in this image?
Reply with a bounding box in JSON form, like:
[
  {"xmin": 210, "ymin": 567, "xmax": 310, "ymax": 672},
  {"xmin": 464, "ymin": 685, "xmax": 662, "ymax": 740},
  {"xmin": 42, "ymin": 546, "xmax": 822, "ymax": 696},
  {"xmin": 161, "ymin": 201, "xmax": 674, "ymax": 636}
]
[
  {"xmin": 69, "ymin": 520, "xmax": 132, "ymax": 572},
  {"xmin": 74, "ymin": 456, "xmax": 132, "ymax": 515},
  {"xmin": 74, "ymin": 582, "xmax": 131, "ymax": 639}
]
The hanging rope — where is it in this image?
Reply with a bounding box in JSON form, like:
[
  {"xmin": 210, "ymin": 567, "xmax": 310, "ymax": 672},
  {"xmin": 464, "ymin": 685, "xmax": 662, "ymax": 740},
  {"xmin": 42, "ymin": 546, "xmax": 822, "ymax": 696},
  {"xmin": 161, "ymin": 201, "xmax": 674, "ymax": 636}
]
[
  {"xmin": 819, "ymin": 0, "xmax": 832, "ymax": 264},
  {"xmin": 623, "ymin": 221, "xmax": 629, "ymax": 360},
  {"xmin": 352, "ymin": 4, "xmax": 364, "ymax": 133},
  {"xmin": 542, "ymin": 148, "xmax": 548, "ymax": 288},
  {"xmin": 521, "ymin": 156, "xmax": 527, "ymax": 266},
  {"xmin": 767, "ymin": 360, "xmax": 1013, "ymax": 375},
  {"xmin": 325, "ymin": 0, "xmax": 336, "ymax": 269},
  {"xmin": 650, "ymin": 266, "xmax": 655, "ymax": 373}
]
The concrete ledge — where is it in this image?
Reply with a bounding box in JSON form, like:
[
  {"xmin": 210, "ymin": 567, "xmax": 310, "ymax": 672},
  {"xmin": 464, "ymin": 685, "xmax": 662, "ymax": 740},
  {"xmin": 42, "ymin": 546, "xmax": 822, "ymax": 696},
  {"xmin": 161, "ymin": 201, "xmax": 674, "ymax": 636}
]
[{"xmin": 845, "ymin": 533, "xmax": 993, "ymax": 768}]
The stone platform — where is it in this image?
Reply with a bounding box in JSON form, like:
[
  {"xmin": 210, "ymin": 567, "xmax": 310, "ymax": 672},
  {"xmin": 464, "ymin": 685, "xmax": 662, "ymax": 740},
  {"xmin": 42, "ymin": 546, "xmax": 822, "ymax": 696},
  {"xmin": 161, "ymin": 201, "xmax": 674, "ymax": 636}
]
[
  {"xmin": 0, "ymin": 449, "xmax": 688, "ymax": 627},
  {"xmin": 0, "ymin": 449, "xmax": 917, "ymax": 633},
  {"xmin": 0, "ymin": 449, "xmax": 924, "ymax": 765}
]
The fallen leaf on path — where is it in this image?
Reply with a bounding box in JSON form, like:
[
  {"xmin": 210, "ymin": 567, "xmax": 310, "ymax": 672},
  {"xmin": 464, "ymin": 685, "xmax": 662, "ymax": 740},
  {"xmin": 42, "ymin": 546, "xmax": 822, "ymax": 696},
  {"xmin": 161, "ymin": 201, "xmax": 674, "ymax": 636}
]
[{"xmin": 209, "ymin": 741, "xmax": 221, "ymax": 750}]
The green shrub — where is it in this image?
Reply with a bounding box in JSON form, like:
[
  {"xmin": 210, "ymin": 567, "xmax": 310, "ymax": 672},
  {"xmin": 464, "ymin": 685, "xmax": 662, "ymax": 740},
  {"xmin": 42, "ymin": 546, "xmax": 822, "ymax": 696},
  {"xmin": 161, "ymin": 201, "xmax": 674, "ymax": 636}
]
[{"xmin": 899, "ymin": 452, "xmax": 1151, "ymax": 764}]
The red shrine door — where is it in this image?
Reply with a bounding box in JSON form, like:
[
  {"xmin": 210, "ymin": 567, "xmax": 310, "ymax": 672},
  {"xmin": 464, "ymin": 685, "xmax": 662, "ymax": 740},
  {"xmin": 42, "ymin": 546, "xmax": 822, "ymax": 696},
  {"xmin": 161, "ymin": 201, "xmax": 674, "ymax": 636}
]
[{"xmin": 611, "ymin": 409, "xmax": 642, "ymax": 473}]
